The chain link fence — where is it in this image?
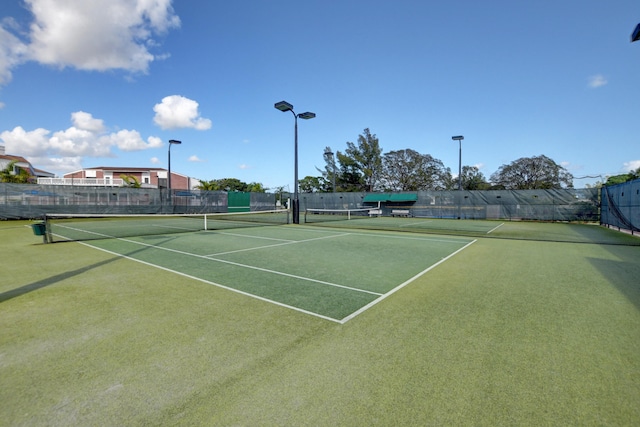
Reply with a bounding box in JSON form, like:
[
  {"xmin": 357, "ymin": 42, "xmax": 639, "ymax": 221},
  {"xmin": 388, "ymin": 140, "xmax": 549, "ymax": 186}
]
[{"xmin": 0, "ymin": 184, "xmax": 277, "ymax": 219}]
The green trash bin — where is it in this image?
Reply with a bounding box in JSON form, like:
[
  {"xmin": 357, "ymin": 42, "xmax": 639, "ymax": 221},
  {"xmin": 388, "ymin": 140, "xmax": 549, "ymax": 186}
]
[{"xmin": 31, "ymin": 223, "xmax": 48, "ymax": 243}]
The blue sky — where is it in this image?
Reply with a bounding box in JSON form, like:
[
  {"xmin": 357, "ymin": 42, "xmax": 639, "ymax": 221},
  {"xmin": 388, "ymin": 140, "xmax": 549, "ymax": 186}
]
[{"xmin": 0, "ymin": 0, "xmax": 638, "ymax": 190}]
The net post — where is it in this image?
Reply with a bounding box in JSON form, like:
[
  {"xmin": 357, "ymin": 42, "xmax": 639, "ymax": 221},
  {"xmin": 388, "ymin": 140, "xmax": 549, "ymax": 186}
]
[
  {"xmin": 204, "ymin": 214, "xmax": 207, "ymax": 231},
  {"xmin": 43, "ymin": 214, "xmax": 51, "ymax": 244}
]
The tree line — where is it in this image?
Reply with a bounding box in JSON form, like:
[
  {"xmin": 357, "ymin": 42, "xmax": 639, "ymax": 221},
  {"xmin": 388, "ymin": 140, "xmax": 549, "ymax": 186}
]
[
  {"xmin": 3, "ymin": 131, "xmax": 637, "ymax": 190},
  {"xmin": 302, "ymin": 128, "xmax": 579, "ymax": 193}
]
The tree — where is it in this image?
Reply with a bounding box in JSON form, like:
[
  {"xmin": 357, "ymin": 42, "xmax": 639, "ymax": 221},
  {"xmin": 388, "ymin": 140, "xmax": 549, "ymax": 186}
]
[
  {"xmin": 340, "ymin": 128, "xmax": 383, "ymax": 192},
  {"xmin": 317, "ymin": 146, "xmax": 337, "ymax": 192},
  {"xmin": 299, "ymin": 176, "xmax": 322, "ymax": 193},
  {"xmin": 245, "ymin": 182, "xmax": 266, "ymax": 193},
  {"xmin": 605, "ymin": 167, "xmax": 640, "ymax": 186},
  {"xmin": 0, "ymin": 160, "xmax": 32, "ymax": 183},
  {"xmin": 381, "ymin": 149, "xmax": 450, "ymax": 191},
  {"xmin": 490, "ymin": 155, "xmax": 573, "ymax": 189},
  {"xmin": 335, "ymin": 152, "xmax": 365, "ymax": 192},
  {"xmin": 195, "ymin": 180, "xmax": 220, "ymax": 191},
  {"xmin": 194, "ymin": 178, "xmax": 267, "ymax": 192},
  {"xmin": 120, "ymin": 174, "xmax": 141, "ymax": 188},
  {"xmin": 460, "ymin": 166, "xmax": 490, "ymax": 190}
]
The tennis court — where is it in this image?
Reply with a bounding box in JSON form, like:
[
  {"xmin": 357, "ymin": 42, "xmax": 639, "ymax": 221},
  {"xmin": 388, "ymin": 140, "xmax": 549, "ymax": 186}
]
[
  {"xmin": 3, "ymin": 213, "xmax": 640, "ymax": 425},
  {"xmin": 53, "ymin": 219, "xmax": 475, "ymax": 323}
]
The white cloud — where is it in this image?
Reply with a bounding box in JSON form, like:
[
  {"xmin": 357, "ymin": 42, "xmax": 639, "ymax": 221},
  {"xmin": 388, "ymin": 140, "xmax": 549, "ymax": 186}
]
[
  {"xmin": 72, "ymin": 111, "xmax": 105, "ymax": 132},
  {"xmin": 188, "ymin": 155, "xmax": 204, "ymax": 162},
  {"xmin": 623, "ymin": 160, "xmax": 640, "ymax": 172},
  {"xmin": 0, "ymin": 111, "xmax": 163, "ymax": 173},
  {"xmin": 150, "ymin": 156, "xmax": 161, "ymax": 164},
  {"xmin": 0, "ymin": 0, "xmax": 180, "ymax": 87},
  {"xmin": 153, "ymin": 95, "xmax": 212, "ymax": 130},
  {"xmin": 587, "ymin": 74, "xmax": 607, "ymax": 88},
  {"xmin": 0, "ymin": 18, "xmax": 29, "ymax": 86},
  {"xmin": 238, "ymin": 164, "xmax": 251, "ymax": 170}
]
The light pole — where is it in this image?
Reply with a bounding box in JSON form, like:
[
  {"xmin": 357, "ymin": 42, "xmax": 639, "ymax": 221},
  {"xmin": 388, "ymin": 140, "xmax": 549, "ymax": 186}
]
[
  {"xmin": 274, "ymin": 101, "xmax": 315, "ymax": 224},
  {"xmin": 452, "ymin": 135, "xmax": 464, "ymax": 191},
  {"xmin": 632, "ymin": 23, "xmax": 640, "ymax": 42},
  {"xmin": 324, "ymin": 147, "xmax": 336, "ymax": 193},
  {"xmin": 168, "ymin": 139, "xmax": 181, "ymax": 204}
]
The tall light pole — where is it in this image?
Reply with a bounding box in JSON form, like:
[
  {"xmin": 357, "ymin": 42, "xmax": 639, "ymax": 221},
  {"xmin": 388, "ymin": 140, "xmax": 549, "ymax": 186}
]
[
  {"xmin": 168, "ymin": 139, "xmax": 181, "ymax": 204},
  {"xmin": 452, "ymin": 135, "xmax": 464, "ymax": 191},
  {"xmin": 274, "ymin": 101, "xmax": 316, "ymax": 224},
  {"xmin": 324, "ymin": 147, "xmax": 336, "ymax": 193}
]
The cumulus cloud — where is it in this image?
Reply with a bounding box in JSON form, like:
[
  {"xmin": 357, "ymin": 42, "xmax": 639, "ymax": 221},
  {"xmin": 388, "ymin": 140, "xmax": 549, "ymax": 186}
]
[
  {"xmin": 153, "ymin": 95, "xmax": 212, "ymax": 130},
  {"xmin": 188, "ymin": 155, "xmax": 204, "ymax": 162},
  {"xmin": 587, "ymin": 74, "xmax": 607, "ymax": 88},
  {"xmin": 0, "ymin": 111, "xmax": 163, "ymax": 173},
  {"xmin": 0, "ymin": 0, "xmax": 180, "ymax": 87},
  {"xmin": 623, "ymin": 160, "xmax": 640, "ymax": 172}
]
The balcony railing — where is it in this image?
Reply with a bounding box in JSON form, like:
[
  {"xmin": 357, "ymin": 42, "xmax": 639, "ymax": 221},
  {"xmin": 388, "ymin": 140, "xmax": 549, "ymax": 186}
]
[{"xmin": 37, "ymin": 178, "xmax": 125, "ymax": 186}]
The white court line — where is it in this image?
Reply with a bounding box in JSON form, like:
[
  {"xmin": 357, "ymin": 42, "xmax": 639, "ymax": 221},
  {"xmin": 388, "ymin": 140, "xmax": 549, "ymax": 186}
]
[
  {"xmin": 76, "ymin": 241, "xmax": 343, "ymax": 324},
  {"xmin": 339, "ymin": 239, "xmax": 477, "ymax": 324},
  {"xmin": 486, "ymin": 222, "xmax": 505, "ymax": 234},
  {"xmin": 60, "ymin": 223, "xmax": 475, "ymax": 323},
  {"xmin": 293, "ymin": 225, "xmax": 469, "ymax": 244},
  {"xmin": 87, "ymin": 234, "xmax": 382, "ymax": 297},
  {"xmin": 399, "ymin": 220, "xmax": 433, "ymax": 227},
  {"xmin": 206, "ymin": 232, "xmax": 351, "ymax": 256},
  {"xmin": 216, "ymin": 231, "xmax": 295, "ymax": 242}
]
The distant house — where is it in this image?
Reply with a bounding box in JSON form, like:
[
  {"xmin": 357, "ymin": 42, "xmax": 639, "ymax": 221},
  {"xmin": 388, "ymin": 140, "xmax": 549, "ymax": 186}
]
[
  {"xmin": 0, "ymin": 145, "xmax": 54, "ymax": 181},
  {"xmin": 36, "ymin": 166, "xmax": 201, "ymax": 190}
]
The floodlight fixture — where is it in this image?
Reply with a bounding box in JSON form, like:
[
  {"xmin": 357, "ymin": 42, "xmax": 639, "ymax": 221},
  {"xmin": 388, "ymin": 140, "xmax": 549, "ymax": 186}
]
[
  {"xmin": 298, "ymin": 112, "xmax": 316, "ymax": 120},
  {"xmin": 274, "ymin": 100, "xmax": 316, "ymax": 224},
  {"xmin": 452, "ymin": 135, "xmax": 464, "ymax": 141},
  {"xmin": 632, "ymin": 23, "xmax": 640, "ymax": 42},
  {"xmin": 274, "ymin": 101, "xmax": 294, "ymax": 112}
]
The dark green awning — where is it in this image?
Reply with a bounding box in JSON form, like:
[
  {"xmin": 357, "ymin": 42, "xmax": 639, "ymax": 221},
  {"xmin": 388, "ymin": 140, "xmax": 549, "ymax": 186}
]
[
  {"xmin": 389, "ymin": 193, "xmax": 418, "ymax": 202},
  {"xmin": 362, "ymin": 193, "xmax": 391, "ymax": 202}
]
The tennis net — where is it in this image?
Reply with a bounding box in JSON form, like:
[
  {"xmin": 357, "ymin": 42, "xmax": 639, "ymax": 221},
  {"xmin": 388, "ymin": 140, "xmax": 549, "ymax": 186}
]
[
  {"xmin": 44, "ymin": 209, "xmax": 290, "ymax": 242},
  {"xmin": 303, "ymin": 208, "xmax": 375, "ymax": 224}
]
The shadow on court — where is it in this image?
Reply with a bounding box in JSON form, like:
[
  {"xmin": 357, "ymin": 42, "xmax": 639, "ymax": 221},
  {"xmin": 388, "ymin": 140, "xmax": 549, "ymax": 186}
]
[{"xmin": 0, "ymin": 238, "xmax": 171, "ymax": 304}]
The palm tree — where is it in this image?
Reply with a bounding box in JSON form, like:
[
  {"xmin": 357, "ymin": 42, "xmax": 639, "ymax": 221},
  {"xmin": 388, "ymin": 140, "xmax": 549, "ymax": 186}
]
[
  {"xmin": 120, "ymin": 174, "xmax": 141, "ymax": 188},
  {"xmin": 0, "ymin": 160, "xmax": 32, "ymax": 183}
]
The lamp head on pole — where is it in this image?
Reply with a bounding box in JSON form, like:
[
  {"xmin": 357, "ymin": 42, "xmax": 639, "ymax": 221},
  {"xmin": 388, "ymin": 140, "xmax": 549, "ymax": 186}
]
[
  {"xmin": 169, "ymin": 139, "xmax": 182, "ymax": 145},
  {"xmin": 298, "ymin": 112, "xmax": 316, "ymax": 120},
  {"xmin": 451, "ymin": 135, "xmax": 464, "ymax": 141},
  {"xmin": 274, "ymin": 101, "xmax": 294, "ymax": 112},
  {"xmin": 632, "ymin": 23, "xmax": 640, "ymax": 42}
]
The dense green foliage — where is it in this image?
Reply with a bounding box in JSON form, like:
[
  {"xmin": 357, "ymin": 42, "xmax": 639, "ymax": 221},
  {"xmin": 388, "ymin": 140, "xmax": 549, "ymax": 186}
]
[
  {"xmin": 0, "ymin": 160, "xmax": 32, "ymax": 183},
  {"xmin": 490, "ymin": 155, "xmax": 574, "ymax": 189},
  {"xmin": 195, "ymin": 178, "xmax": 266, "ymax": 192},
  {"xmin": 605, "ymin": 167, "xmax": 640, "ymax": 186}
]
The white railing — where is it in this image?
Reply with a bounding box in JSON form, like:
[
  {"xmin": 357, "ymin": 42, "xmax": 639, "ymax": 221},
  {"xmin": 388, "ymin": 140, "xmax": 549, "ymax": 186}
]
[{"xmin": 37, "ymin": 178, "xmax": 125, "ymax": 187}]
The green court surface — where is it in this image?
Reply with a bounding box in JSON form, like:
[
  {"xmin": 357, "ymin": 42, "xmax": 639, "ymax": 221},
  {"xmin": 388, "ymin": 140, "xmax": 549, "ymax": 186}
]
[
  {"xmin": 2, "ymin": 219, "xmax": 640, "ymax": 425},
  {"xmin": 305, "ymin": 215, "xmax": 640, "ymax": 245},
  {"xmin": 85, "ymin": 226, "xmax": 475, "ymax": 322}
]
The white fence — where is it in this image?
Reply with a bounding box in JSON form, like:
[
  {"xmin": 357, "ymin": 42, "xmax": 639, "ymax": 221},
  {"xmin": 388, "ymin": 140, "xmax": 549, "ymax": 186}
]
[{"xmin": 37, "ymin": 178, "xmax": 125, "ymax": 187}]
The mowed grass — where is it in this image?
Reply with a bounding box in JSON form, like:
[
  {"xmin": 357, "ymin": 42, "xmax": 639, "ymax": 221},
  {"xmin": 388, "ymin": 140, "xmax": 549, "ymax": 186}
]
[{"xmin": 2, "ymin": 220, "xmax": 640, "ymax": 425}]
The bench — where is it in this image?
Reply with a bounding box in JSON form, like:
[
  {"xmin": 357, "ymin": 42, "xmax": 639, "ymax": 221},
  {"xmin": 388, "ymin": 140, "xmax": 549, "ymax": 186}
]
[
  {"xmin": 368, "ymin": 209, "xmax": 382, "ymax": 217},
  {"xmin": 391, "ymin": 209, "xmax": 410, "ymax": 217}
]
